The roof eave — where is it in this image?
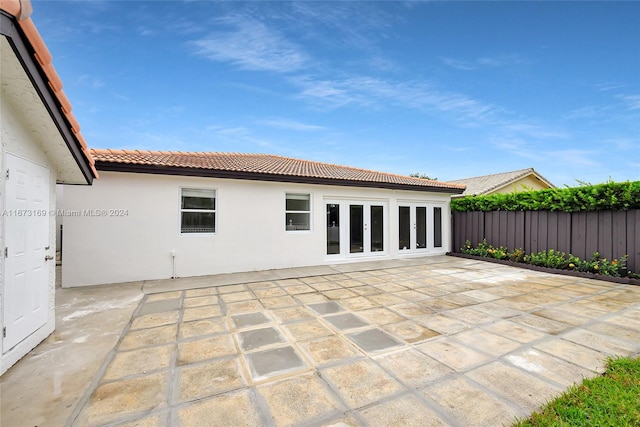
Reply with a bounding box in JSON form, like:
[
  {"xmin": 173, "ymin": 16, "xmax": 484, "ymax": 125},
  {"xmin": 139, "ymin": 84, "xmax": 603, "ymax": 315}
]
[
  {"xmin": 0, "ymin": 8, "xmax": 97, "ymax": 184},
  {"xmin": 95, "ymin": 162, "xmax": 466, "ymax": 194}
]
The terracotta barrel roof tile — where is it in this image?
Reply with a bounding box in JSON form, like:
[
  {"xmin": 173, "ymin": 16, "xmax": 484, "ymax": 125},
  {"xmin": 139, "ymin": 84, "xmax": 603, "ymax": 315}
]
[{"xmin": 90, "ymin": 149, "xmax": 465, "ymax": 191}]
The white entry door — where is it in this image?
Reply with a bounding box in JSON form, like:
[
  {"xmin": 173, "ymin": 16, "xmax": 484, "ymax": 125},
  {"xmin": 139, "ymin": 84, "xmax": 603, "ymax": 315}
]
[{"xmin": 3, "ymin": 154, "xmax": 50, "ymax": 352}]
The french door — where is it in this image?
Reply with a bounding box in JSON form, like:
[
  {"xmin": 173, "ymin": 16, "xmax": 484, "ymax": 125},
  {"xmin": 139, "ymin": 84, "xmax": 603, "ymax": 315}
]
[
  {"xmin": 326, "ymin": 200, "xmax": 387, "ymax": 258},
  {"xmin": 398, "ymin": 203, "xmax": 444, "ymax": 252}
]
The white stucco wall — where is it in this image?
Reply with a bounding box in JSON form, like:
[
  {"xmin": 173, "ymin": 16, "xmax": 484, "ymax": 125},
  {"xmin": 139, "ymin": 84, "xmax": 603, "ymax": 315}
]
[
  {"xmin": 0, "ymin": 93, "xmax": 57, "ymax": 375},
  {"xmin": 60, "ymin": 171, "xmax": 453, "ymax": 287}
]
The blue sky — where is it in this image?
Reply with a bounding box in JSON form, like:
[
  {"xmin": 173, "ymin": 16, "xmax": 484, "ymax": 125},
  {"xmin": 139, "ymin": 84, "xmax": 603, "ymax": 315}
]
[{"xmin": 33, "ymin": 1, "xmax": 639, "ymax": 186}]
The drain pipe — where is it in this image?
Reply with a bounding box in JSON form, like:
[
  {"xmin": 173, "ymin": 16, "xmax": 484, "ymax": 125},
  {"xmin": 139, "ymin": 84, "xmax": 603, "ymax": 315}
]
[{"xmin": 170, "ymin": 249, "xmax": 176, "ymax": 279}]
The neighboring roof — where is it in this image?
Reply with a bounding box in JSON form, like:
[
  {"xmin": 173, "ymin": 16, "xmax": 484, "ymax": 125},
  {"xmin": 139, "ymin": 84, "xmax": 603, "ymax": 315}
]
[
  {"xmin": 449, "ymin": 168, "xmax": 555, "ymax": 197},
  {"xmin": 0, "ymin": 0, "xmax": 97, "ymax": 183},
  {"xmin": 91, "ymin": 149, "xmax": 466, "ymax": 193}
]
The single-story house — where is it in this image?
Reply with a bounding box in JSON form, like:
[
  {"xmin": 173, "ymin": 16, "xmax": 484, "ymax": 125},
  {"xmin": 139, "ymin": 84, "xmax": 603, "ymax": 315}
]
[
  {"xmin": 450, "ymin": 168, "xmax": 554, "ymax": 197},
  {"xmin": 59, "ymin": 149, "xmax": 465, "ymax": 287},
  {"xmin": 1, "ymin": 0, "xmax": 97, "ymax": 375}
]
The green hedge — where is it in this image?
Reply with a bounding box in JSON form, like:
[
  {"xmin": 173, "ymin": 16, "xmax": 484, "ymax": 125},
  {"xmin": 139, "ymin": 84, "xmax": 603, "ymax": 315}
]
[{"xmin": 451, "ymin": 181, "xmax": 640, "ymax": 213}]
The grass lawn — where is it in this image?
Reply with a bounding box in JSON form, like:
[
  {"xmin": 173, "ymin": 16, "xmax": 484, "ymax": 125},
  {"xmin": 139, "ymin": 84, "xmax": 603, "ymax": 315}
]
[{"xmin": 513, "ymin": 356, "xmax": 640, "ymax": 427}]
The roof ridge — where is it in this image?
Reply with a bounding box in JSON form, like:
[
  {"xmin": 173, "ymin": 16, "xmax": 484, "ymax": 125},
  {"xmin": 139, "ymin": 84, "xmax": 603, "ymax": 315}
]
[{"xmin": 451, "ymin": 167, "xmax": 534, "ymax": 182}]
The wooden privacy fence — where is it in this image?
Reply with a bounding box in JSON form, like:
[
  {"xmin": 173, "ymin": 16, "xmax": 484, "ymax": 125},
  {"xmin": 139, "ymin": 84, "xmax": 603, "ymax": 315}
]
[{"xmin": 452, "ymin": 209, "xmax": 640, "ymax": 273}]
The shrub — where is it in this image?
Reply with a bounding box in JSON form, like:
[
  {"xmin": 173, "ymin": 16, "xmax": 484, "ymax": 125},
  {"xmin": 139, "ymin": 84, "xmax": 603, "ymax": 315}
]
[
  {"xmin": 460, "ymin": 242, "xmax": 636, "ymax": 278},
  {"xmin": 451, "ymin": 181, "xmax": 640, "ymax": 213}
]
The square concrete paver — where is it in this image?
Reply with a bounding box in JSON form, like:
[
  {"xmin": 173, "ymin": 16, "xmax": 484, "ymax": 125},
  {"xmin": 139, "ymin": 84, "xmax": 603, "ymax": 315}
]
[
  {"xmin": 285, "ymin": 319, "xmax": 333, "ymax": 341},
  {"xmin": 422, "ymin": 376, "xmax": 522, "ymax": 426},
  {"xmin": 383, "ymin": 320, "xmax": 440, "ymax": 343},
  {"xmin": 138, "ymin": 298, "xmax": 181, "ymax": 316},
  {"xmin": 323, "ymin": 313, "xmax": 369, "ymax": 330},
  {"xmin": 238, "ymin": 327, "xmax": 286, "ymax": 351},
  {"xmin": 452, "ymin": 329, "xmax": 521, "ymax": 356},
  {"xmin": 416, "ymin": 337, "xmax": 492, "ymax": 372},
  {"xmin": 356, "ymin": 307, "xmax": 405, "ymax": 325},
  {"xmin": 119, "ymin": 324, "xmax": 178, "ymax": 351},
  {"xmin": 231, "ymin": 312, "xmax": 270, "ymax": 329},
  {"xmin": 534, "ymin": 338, "xmax": 610, "ymax": 371},
  {"xmin": 308, "ymin": 301, "xmax": 345, "ymax": 315},
  {"xmin": 76, "ymin": 372, "xmax": 167, "ymax": 425},
  {"xmin": 179, "ymin": 317, "xmax": 227, "ymax": 339},
  {"xmin": 347, "ymin": 328, "xmax": 403, "ymax": 354},
  {"xmin": 177, "ymin": 358, "xmax": 246, "ymax": 403},
  {"xmin": 299, "ymin": 335, "xmax": 360, "ymax": 366},
  {"xmin": 183, "ymin": 295, "xmax": 219, "ymax": 307},
  {"xmin": 257, "ymin": 374, "xmax": 343, "ymax": 426},
  {"xmin": 244, "ymin": 346, "xmax": 307, "ymax": 380},
  {"xmin": 178, "ymin": 335, "xmax": 236, "ymax": 365},
  {"xmin": 177, "ymin": 390, "xmax": 262, "ymax": 427},
  {"xmin": 322, "ymin": 359, "xmax": 404, "ymax": 408},
  {"xmin": 360, "ymin": 394, "xmax": 450, "ymax": 426},
  {"xmin": 374, "ymin": 349, "xmax": 453, "ymax": 388},
  {"xmin": 104, "ymin": 345, "xmax": 173, "ymax": 380},
  {"xmin": 467, "ymin": 361, "xmax": 562, "ymax": 411},
  {"xmin": 504, "ymin": 348, "xmax": 596, "ymax": 385}
]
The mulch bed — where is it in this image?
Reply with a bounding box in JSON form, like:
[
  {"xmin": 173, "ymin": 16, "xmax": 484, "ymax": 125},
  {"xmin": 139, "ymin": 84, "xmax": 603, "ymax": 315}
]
[{"xmin": 447, "ymin": 252, "xmax": 640, "ymax": 286}]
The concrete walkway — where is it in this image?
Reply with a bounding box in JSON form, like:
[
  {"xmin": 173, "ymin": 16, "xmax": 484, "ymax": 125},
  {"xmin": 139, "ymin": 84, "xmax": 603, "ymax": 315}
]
[{"xmin": 2, "ymin": 256, "xmax": 639, "ymax": 426}]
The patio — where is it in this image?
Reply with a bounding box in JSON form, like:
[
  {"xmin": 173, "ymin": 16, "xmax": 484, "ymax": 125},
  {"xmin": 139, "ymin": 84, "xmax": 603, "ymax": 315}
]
[{"xmin": 2, "ymin": 255, "xmax": 639, "ymax": 426}]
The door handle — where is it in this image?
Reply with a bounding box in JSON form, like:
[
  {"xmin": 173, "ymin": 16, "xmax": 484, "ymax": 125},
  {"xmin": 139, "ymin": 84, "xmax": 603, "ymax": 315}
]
[{"xmin": 45, "ymin": 255, "xmax": 54, "ymax": 261}]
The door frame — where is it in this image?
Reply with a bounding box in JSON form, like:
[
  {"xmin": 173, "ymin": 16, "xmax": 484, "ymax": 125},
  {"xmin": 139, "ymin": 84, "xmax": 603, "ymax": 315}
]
[
  {"xmin": 397, "ymin": 201, "xmax": 446, "ymax": 254},
  {"xmin": 324, "ymin": 198, "xmax": 388, "ymax": 260}
]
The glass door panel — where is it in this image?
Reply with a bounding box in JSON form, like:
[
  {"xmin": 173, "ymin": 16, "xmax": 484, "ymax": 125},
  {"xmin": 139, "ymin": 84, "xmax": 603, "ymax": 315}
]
[
  {"xmin": 433, "ymin": 207, "xmax": 442, "ymax": 248},
  {"xmin": 326, "ymin": 204, "xmax": 340, "ymax": 255},
  {"xmin": 350, "ymin": 205, "xmax": 364, "ymax": 253},
  {"xmin": 416, "ymin": 206, "xmax": 427, "ymax": 249},
  {"xmin": 370, "ymin": 205, "xmax": 384, "ymax": 252},
  {"xmin": 399, "ymin": 206, "xmax": 411, "ymax": 250}
]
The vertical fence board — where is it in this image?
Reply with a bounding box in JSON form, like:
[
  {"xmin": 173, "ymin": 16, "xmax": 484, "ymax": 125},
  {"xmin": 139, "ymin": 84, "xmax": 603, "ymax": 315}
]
[
  {"xmin": 452, "ymin": 209, "xmax": 640, "ymax": 274},
  {"xmin": 473, "ymin": 211, "xmax": 484, "ymax": 246},
  {"xmin": 499, "ymin": 211, "xmax": 508, "ymax": 247},
  {"xmin": 547, "ymin": 212, "xmax": 559, "ymax": 252},
  {"xmin": 629, "ymin": 210, "xmax": 639, "ymax": 273},
  {"xmin": 506, "ymin": 212, "xmax": 516, "ymax": 249},
  {"xmin": 571, "ymin": 212, "xmax": 587, "ymax": 260},
  {"xmin": 557, "ymin": 213, "xmax": 571, "ymax": 254},
  {"xmin": 598, "ymin": 211, "xmax": 613, "ymax": 261},
  {"xmin": 530, "ymin": 212, "xmax": 539, "ymax": 253},
  {"xmin": 515, "ymin": 211, "xmax": 525, "ymax": 249},
  {"xmin": 585, "ymin": 212, "xmax": 599, "ymax": 259},
  {"xmin": 538, "ymin": 211, "xmax": 549, "ymax": 251}
]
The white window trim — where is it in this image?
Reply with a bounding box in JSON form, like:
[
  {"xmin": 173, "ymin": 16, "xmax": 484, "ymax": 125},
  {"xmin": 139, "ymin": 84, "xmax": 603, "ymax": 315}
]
[
  {"xmin": 285, "ymin": 192, "xmax": 312, "ymax": 233},
  {"xmin": 179, "ymin": 186, "xmax": 217, "ymax": 236}
]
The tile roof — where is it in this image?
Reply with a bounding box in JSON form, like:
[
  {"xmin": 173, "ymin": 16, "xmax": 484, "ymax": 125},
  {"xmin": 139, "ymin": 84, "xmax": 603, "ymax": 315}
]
[
  {"xmin": 1, "ymin": 0, "xmax": 98, "ymax": 180},
  {"xmin": 449, "ymin": 168, "xmax": 555, "ymax": 196},
  {"xmin": 90, "ymin": 149, "xmax": 466, "ymax": 192}
]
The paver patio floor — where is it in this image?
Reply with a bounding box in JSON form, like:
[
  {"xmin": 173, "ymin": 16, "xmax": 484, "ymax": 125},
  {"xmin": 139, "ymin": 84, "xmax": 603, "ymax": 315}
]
[{"xmin": 3, "ymin": 256, "xmax": 640, "ymax": 426}]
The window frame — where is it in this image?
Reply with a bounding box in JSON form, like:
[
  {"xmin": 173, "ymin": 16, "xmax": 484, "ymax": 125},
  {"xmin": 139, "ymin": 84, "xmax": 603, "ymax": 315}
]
[
  {"xmin": 179, "ymin": 187, "xmax": 217, "ymax": 235},
  {"xmin": 285, "ymin": 192, "xmax": 312, "ymax": 232}
]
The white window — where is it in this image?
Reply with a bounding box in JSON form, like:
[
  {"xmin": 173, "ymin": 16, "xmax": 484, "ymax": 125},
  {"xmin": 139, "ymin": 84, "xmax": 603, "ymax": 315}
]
[
  {"xmin": 181, "ymin": 188, "xmax": 216, "ymax": 234},
  {"xmin": 285, "ymin": 193, "xmax": 311, "ymax": 231}
]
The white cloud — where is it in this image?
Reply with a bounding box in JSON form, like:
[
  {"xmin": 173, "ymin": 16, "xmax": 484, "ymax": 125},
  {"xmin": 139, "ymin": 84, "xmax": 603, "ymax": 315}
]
[
  {"xmin": 256, "ymin": 119, "xmax": 327, "ymax": 131},
  {"xmin": 442, "ymin": 54, "xmax": 530, "ymax": 70},
  {"xmin": 291, "ymin": 74, "xmax": 499, "ymax": 124},
  {"xmin": 618, "ymin": 94, "xmax": 640, "ymax": 110},
  {"xmin": 190, "ymin": 16, "xmax": 310, "ymax": 73},
  {"xmin": 441, "ymin": 57, "xmax": 476, "ymax": 71}
]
